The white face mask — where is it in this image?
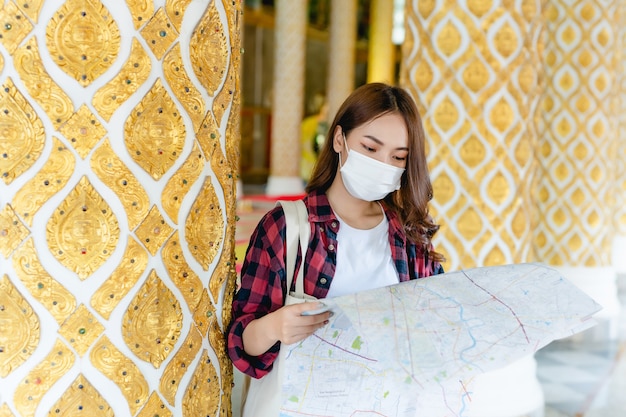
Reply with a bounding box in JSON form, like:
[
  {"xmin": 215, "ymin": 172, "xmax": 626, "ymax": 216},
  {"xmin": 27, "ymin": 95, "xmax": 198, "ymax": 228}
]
[{"xmin": 339, "ymin": 135, "xmax": 405, "ymax": 201}]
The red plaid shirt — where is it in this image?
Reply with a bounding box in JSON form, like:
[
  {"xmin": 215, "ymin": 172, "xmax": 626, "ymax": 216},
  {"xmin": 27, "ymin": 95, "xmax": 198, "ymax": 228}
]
[{"xmin": 227, "ymin": 190, "xmax": 443, "ymax": 378}]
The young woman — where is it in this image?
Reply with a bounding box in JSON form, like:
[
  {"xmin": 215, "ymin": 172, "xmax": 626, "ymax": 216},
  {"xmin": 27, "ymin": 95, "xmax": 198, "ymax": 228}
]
[{"xmin": 227, "ymin": 82, "xmax": 445, "ymax": 408}]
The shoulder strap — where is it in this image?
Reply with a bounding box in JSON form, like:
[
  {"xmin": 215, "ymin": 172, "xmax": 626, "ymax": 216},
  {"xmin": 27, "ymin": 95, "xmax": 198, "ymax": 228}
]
[{"xmin": 276, "ymin": 200, "xmax": 310, "ymax": 298}]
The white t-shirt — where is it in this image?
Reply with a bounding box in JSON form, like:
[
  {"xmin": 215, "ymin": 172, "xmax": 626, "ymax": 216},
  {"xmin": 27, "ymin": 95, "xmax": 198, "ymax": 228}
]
[{"xmin": 327, "ymin": 207, "xmax": 400, "ymax": 298}]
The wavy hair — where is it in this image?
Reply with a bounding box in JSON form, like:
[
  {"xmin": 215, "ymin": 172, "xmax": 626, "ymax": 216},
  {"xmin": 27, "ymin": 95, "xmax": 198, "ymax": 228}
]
[{"xmin": 306, "ymin": 83, "xmax": 444, "ymax": 262}]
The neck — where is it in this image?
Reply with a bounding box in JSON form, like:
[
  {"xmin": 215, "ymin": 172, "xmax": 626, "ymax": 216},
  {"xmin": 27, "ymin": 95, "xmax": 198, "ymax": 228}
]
[{"xmin": 326, "ymin": 177, "xmax": 383, "ymax": 228}]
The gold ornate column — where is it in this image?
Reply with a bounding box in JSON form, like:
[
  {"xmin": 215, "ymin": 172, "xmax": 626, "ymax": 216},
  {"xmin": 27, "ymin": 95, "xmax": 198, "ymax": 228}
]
[
  {"xmin": 537, "ymin": 0, "xmax": 621, "ymax": 334},
  {"xmin": 265, "ymin": 0, "xmax": 307, "ymax": 196},
  {"xmin": 400, "ymin": 2, "xmax": 545, "ymax": 416},
  {"xmin": 0, "ymin": 1, "xmax": 241, "ymax": 416},
  {"xmin": 326, "ymin": 0, "xmax": 358, "ymax": 121},
  {"xmin": 615, "ymin": 3, "xmax": 626, "ymax": 274},
  {"xmin": 367, "ymin": 0, "xmax": 395, "ymax": 84}
]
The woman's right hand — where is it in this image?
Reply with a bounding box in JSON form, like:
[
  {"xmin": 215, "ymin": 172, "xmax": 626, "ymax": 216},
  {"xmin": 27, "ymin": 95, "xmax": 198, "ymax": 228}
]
[{"xmin": 242, "ymin": 303, "xmax": 331, "ymax": 356}]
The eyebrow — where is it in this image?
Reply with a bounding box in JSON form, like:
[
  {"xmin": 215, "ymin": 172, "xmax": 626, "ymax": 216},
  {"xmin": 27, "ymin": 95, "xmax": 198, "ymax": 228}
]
[{"xmin": 363, "ymin": 135, "xmax": 409, "ymax": 151}]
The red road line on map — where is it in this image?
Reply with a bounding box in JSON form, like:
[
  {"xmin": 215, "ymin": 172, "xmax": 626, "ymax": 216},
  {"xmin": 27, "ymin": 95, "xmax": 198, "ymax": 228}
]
[
  {"xmin": 311, "ymin": 334, "xmax": 378, "ymax": 362},
  {"xmin": 461, "ymin": 269, "xmax": 530, "ymax": 343}
]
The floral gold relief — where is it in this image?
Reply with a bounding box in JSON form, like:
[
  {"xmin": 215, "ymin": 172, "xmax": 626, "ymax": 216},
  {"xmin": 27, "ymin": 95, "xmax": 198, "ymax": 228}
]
[
  {"xmin": 159, "ymin": 326, "xmax": 202, "ymax": 406},
  {"xmin": 162, "ymin": 232, "xmax": 203, "ymax": 309},
  {"xmin": 14, "ymin": 339, "xmax": 75, "ymax": 417},
  {"xmin": 12, "ymin": 238, "xmax": 76, "ymax": 324},
  {"xmin": 196, "ymin": 110, "xmax": 221, "ymax": 161},
  {"xmin": 162, "ymin": 142, "xmax": 205, "ymax": 224},
  {"xmin": 122, "ymin": 270, "xmax": 182, "ymax": 368},
  {"xmin": 213, "ymin": 55, "xmax": 235, "ymax": 126},
  {"xmin": 189, "ymin": 0, "xmax": 227, "ymax": 96},
  {"xmin": 182, "ymin": 350, "xmax": 219, "ymax": 417},
  {"xmin": 58, "ymin": 304, "xmax": 104, "ymax": 356},
  {"xmin": 0, "ymin": 404, "xmax": 15, "ymax": 417},
  {"xmin": 16, "ymin": 0, "xmax": 45, "ymax": 23},
  {"xmin": 0, "ymin": 78, "xmax": 45, "ymax": 185},
  {"xmin": 12, "ymin": 138, "xmax": 75, "ymax": 227},
  {"xmin": 90, "ymin": 139, "xmax": 150, "ymax": 230},
  {"xmin": 92, "ymin": 38, "xmax": 152, "ymax": 121},
  {"xmin": 165, "ymin": 0, "xmax": 193, "ymax": 32},
  {"xmin": 0, "ymin": 204, "xmax": 29, "ymax": 258},
  {"xmin": 208, "ymin": 318, "xmax": 233, "ymax": 416},
  {"xmin": 46, "ymin": 0, "xmax": 120, "ymax": 86},
  {"xmin": 91, "ymin": 237, "xmax": 148, "ymax": 320},
  {"xmin": 46, "ymin": 176, "xmax": 119, "ymax": 280},
  {"xmin": 135, "ymin": 205, "xmax": 174, "ymax": 256},
  {"xmin": 141, "ymin": 7, "xmax": 178, "ymax": 60},
  {"xmin": 49, "ymin": 374, "xmax": 113, "ymax": 416},
  {"xmin": 124, "ymin": 79, "xmax": 186, "ymax": 180},
  {"xmin": 164, "ymin": 43, "xmax": 206, "ymax": 132},
  {"xmin": 59, "ymin": 105, "xmax": 106, "ymax": 158},
  {"xmin": 193, "ymin": 289, "xmax": 214, "ymax": 338},
  {"xmin": 13, "ymin": 37, "xmax": 74, "ymax": 129},
  {"xmin": 185, "ymin": 177, "xmax": 223, "ymax": 270},
  {"xmin": 126, "ymin": 0, "xmax": 155, "ymax": 30},
  {"xmin": 137, "ymin": 392, "xmax": 173, "ymax": 417},
  {"xmin": 90, "ymin": 335, "xmax": 149, "ymax": 415},
  {"xmin": 0, "ymin": 2, "xmax": 32, "ymax": 54},
  {"xmin": 0, "ymin": 275, "xmax": 40, "ymax": 378}
]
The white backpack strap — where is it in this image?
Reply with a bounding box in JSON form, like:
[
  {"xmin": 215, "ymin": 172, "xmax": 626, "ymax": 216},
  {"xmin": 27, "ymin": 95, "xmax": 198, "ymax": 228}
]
[{"xmin": 276, "ymin": 200, "xmax": 309, "ymax": 298}]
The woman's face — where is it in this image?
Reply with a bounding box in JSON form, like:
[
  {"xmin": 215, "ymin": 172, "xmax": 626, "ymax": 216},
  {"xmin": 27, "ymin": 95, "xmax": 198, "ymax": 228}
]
[{"xmin": 334, "ymin": 113, "xmax": 409, "ymax": 169}]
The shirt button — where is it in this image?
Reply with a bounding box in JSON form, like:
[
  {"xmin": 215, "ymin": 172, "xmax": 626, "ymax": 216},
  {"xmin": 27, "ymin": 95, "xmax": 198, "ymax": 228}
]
[
  {"xmin": 331, "ymin": 221, "xmax": 337, "ymax": 229},
  {"xmin": 328, "ymin": 244, "xmax": 335, "ymax": 251},
  {"xmin": 320, "ymin": 278, "xmax": 328, "ymax": 285}
]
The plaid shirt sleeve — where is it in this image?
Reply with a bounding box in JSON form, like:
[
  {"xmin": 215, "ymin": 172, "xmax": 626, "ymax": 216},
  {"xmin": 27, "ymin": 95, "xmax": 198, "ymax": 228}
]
[{"xmin": 227, "ymin": 206, "xmax": 288, "ymax": 378}]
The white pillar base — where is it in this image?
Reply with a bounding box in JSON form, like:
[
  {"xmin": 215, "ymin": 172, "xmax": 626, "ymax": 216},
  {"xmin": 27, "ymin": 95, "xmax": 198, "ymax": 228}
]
[
  {"xmin": 554, "ymin": 266, "xmax": 621, "ymax": 340},
  {"xmin": 466, "ymin": 355, "xmax": 544, "ymax": 417},
  {"xmin": 265, "ymin": 175, "xmax": 305, "ymax": 196},
  {"xmin": 613, "ymin": 236, "xmax": 626, "ymax": 274}
]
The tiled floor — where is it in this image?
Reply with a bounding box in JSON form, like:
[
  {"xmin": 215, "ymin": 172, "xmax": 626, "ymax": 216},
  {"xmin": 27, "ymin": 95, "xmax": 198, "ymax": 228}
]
[{"xmin": 235, "ymin": 192, "xmax": 626, "ymax": 416}]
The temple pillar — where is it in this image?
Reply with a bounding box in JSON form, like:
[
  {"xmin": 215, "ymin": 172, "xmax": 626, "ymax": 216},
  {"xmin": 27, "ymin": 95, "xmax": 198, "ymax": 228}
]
[
  {"xmin": 537, "ymin": 0, "xmax": 622, "ymax": 338},
  {"xmin": 0, "ymin": 2, "xmax": 240, "ymax": 415},
  {"xmin": 265, "ymin": 0, "xmax": 308, "ymax": 196},
  {"xmin": 401, "ymin": 1, "xmax": 545, "ymax": 415},
  {"xmin": 367, "ymin": 0, "xmax": 396, "ymax": 84}
]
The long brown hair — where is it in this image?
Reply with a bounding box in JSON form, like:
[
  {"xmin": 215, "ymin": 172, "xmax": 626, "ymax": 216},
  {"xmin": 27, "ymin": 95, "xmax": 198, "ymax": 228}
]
[{"xmin": 306, "ymin": 82, "xmax": 444, "ymax": 262}]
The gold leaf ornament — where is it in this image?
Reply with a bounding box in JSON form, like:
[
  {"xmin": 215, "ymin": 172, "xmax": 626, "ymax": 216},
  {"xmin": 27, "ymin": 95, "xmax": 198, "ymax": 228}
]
[
  {"xmin": 185, "ymin": 177, "xmax": 223, "ymax": 270},
  {"xmin": 0, "ymin": 204, "xmax": 30, "ymax": 258},
  {"xmin": 0, "ymin": 275, "xmax": 40, "ymax": 378},
  {"xmin": 159, "ymin": 326, "xmax": 202, "ymax": 406},
  {"xmin": 162, "ymin": 142, "xmax": 205, "ymax": 224},
  {"xmin": 134, "ymin": 205, "xmax": 174, "ymax": 256},
  {"xmin": 46, "ymin": 176, "xmax": 120, "ymax": 280},
  {"xmin": 182, "ymin": 350, "xmax": 220, "ymax": 417},
  {"xmin": 0, "ymin": 2, "xmax": 32, "ymax": 54},
  {"xmin": 59, "ymin": 105, "xmax": 106, "ymax": 158},
  {"xmin": 48, "ymin": 374, "xmax": 114, "ymax": 416},
  {"xmin": 140, "ymin": 7, "xmax": 178, "ymax": 60},
  {"xmin": 58, "ymin": 304, "xmax": 104, "ymax": 356},
  {"xmin": 46, "ymin": 0, "xmax": 121, "ymax": 86}
]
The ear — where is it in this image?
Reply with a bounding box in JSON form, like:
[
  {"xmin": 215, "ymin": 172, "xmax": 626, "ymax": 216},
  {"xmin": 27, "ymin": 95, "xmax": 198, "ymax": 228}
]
[{"xmin": 332, "ymin": 126, "xmax": 344, "ymax": 154}]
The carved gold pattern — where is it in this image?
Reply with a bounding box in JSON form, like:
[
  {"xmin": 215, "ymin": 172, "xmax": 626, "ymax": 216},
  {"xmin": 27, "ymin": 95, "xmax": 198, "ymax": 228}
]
[
  {"xmin": 163, "ymin": 43, "xmax": 205, "ymax": 132},
  {"xmin": 192, "ymin": 289, "xmax": 214, "ymax": 338},
  {"xmin": 165, "ymin": 0, "xmax": 192, "ymax": 32},
  {"xmin": 0, "ymin": 275, "xmax": 40, "ymax": 377},
  {"xmin": 208, "ymin": 318, "xmax": 232, "ymax": 417},
  {"xmin": 122, "ymin": 270, "xmax": 182, "ymax": 368},
  {"xmin": 126, "ymin": 0, "xmax": 154, "ymax": 30},
  {"xmin": 58, "ymin": 304, "xmax": 104, "ymax": 356},
  {"xmin": 14, "ymin": 339, "xmax": 75, "ymax": 417},
  {"xmin": 0, "ymin": 204, "xmax": 29, "ymax": 258},
  {"xmin": 0, "ymin": 404, "xmax": 15, "ymax": 417},
  {"xmin": 162, "ymin": 232, "xmax": 203, "ymax": 309},
  {"xmin": 0, "ymin": 2, "xmax": 32, "ymax": 54},
  {"xmin": 16, "ymin": 0, "xmax": 45, "ymax": 23},
  {"xmin": 189, "ymin": 1, "xmax": 227, "ymax": 96},
  {"xmin": 13, "ymin": 37, "xmax": 74, "ymax": 129},
  {"xmin": 162, "ymin": 142, "xmax": 205, "ymax": 224},
  {"xmin": 46, "ymin": 176, "xmax": 120, "ymax": 280},
  {"xmin": 124, "ymin": 79, "xmax": 186, "ymax": 180},
  {"xmin": 211, "ymin": 228, "xmax": 236, "ymax": 304},
  {"xmin": 90, "ymin": 335, "xmax": 149, "ymax": 415},
  {"xmin": 196, "ymin": 110, "xmax": 221, "ymax": 161},
  {"xmin": 12, "ymin": 137, "xmax": 75, "ymax": 227},
  {"xmin": 46, "ymin": 0, "xmax": 121, "ymax": 86},
  {"xmin": 12, "ymin": 238, "xmax": 76, "ymax": 324},
  {"xmin": 181, "ymin": 350, "xmax": 219, "ymax": 417},
  {"xmin": 159, "ymin": 326, "xmax": 202, "ymax": 406},
  {"xmin": 0, "ymin": 78, "xmax": 46, "ymax": 185},
  {"xmin": 92, "ymin": 38, "xmax": 152, "ymax": 121},
  {"xmin": 140, "ymin": 7, "xmax": 178, "ymax": 60},
  {"xmin": 58, "ymin": 105, "xmax": 106, "ymax": 158},
  {"xmin": 137, "ymin": 392, "xmax": 172, "ymax": 417},
  {"xmin": 185, "ymin": 177, "xmax": 223, "ymax": 270},
  {"xmin": 135, "ymin": 205, "xmax": 174, "ymax": 256},
  {"xmin": 49, "ymin": 374, "xmax": 113, "ymax": 416},
  {"xmin": 225, "ymin": 91, "xmax": 242, "ymax": 181},
  {"xmin": 91, "ymin": 237, "xmax": 148, "ymax": 320},
  {"xmin": 91, "ymin": 139, "xmax": 150, "ymax": 229}
]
